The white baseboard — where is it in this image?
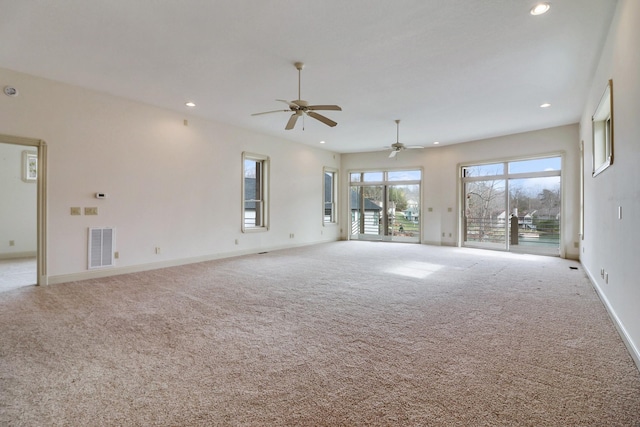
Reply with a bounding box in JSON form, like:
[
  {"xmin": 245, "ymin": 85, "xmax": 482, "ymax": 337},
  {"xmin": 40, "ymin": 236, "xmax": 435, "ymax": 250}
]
[
  {"xmin": 0, "ymin": 251, "xmax": 37, "ymax": 260},
  {"xmin": 583, "ymin": 265, "xmax": 640, "ymax": 372},
  {"xmin": 46, "ymin": 239, "xmax": 337, "ymax": 285}
]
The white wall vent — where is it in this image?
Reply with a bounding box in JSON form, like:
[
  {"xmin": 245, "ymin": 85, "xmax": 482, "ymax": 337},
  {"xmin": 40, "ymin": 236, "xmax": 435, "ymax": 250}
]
[{"xmin": 88, "ymin": 227, "xmax": 115, "ymax": 269}]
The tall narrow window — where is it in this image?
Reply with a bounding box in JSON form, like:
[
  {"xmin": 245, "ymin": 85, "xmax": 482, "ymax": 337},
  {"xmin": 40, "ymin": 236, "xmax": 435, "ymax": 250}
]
[
  {"xmin": 323, "ymin": 168, "xmax": 337, "ymax": 224},
  {"xmin": 592, "ymin": 79, "xmax": 613, "ymax": 177},
  {"xmin": 242, "ymin": 152, "xmax": 269, "ymax": 232}
]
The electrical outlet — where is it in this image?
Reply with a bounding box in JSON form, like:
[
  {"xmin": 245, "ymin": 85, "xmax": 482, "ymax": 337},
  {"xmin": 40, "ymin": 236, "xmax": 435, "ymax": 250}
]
[
  {"xmin": 84, "ymin": 207, "xmax": 98, "ymax": 215},
  {"xmin": 114, "ymin": 251, "xmax": 119, "ymax": 259},
  {"xmin": 235, "ymin": 239, "xmax": 239, "ymax": 245},
  {"xmin": 604, "ymin": 272, "xmax": 609, "ymax": 284},
  {"xmin": 155, "ymin": 247, "xmax": 161, "ymax": 254},
  {"xmin": 9, "ymin": 240, "xmax": 15, "ymax": 246},
  {"xmin": 70, "ymin": 207, "xmax": 81, "ymax": 215}
]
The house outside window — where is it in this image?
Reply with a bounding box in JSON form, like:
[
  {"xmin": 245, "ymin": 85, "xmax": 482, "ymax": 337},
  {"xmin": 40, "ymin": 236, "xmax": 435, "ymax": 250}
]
[
  {"xmin": 323, "ymin": 168, "xmax": 338, "ymax": 224},
  {"xmin": 242, "ymin": 152, "xmax": 269, "ymax": 232}
]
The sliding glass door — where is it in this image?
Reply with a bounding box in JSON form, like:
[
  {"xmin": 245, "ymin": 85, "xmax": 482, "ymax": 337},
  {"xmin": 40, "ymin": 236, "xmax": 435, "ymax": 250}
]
[
  {"xmin": 463, "ymin": 174, "xmax": 507, "ymax": 250},
  {"xmin": 462, "ymin": 157, "xmax": 562, "ymax": 256},
  {"xmin": 508, "ymin": 176, "xmax": 561, "ymax": 255},
  {"xmin": 350, "ymin": 170, "xmax": 421, "ymax": 243},
  {"xmin": 350, "ymin": 184, "xmax": 385, "ymax": 240}
]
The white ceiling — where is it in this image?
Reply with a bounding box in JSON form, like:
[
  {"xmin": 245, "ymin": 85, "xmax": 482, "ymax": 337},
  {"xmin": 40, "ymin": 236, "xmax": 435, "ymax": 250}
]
[{"xmin": 0, "ymin": 0, "xmax": 617, "ymax": 153}]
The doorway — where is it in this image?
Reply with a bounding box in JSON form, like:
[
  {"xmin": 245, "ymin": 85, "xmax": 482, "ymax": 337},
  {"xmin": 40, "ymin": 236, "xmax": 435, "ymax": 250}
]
[
  {"xmin": 0, "ymin": 134, "xmax": 47, "ymax": 289},
  {"xmin": 462, "ymin": 156, "xmax": 562, "ymax": 256},
  {"xmin": 349, "ymin": 169, "xmax": 421, "ymax": 243}
]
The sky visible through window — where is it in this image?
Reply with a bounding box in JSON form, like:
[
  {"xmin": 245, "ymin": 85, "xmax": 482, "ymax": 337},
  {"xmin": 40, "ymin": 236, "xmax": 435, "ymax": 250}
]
[{"xmin": 464, "ymin": 157, "xmax": 561, "ymax": 177}]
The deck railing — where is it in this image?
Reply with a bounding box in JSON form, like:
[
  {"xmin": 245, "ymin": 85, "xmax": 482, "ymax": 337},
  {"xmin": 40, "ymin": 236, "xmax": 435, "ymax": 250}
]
[{"xmin": 464, "ymin": 217, "xmax": 560, "ymax": 247}]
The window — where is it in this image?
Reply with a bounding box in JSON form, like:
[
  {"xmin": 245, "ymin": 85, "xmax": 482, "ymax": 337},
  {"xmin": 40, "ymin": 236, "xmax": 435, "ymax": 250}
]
[
  {"xmin": 461, "ymin": 156, "xmax": 562, "ymax": 256},
  {"xmin": 242, "ymin": 152, "xmax": 269, "ymax": 232},
  {"xmin": 323, "ymin": 168, "xmax": 337, "ymax": 224},
  {"xmin": 509, "ymin": 157, "xmax": 561, "ymax": 174},
  {"xmin": 592, "ymin": 79, "xmax": 613, "ymax": 177},
  {"xmin": 462, "ymin": 162, "xmax": 504, "ymax": 178},
  {"xmin": 388, "ymin": 170, "xmax": 421, "ymax": 181},
  {"xmin": 363, "ymin": 171, "xmax": 384, "ymax": 182},
  {"xmin": 349, "ymin": 169, "xmax": 422, "ymax": 243}
]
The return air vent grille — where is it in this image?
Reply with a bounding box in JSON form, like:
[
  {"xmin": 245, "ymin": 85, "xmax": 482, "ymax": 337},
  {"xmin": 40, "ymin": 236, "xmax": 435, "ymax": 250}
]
[{"xmin": 88, "ymin": 227, "xmax": 115, "ymax": 269}]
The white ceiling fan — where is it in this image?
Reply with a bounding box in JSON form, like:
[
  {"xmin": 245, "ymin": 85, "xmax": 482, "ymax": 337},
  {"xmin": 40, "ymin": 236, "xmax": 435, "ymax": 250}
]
[
  {"xmin": 251, "ymin": 62, "xmax": 342, "ymax": 130},
  {"xmin": 387, "ymin": 119, "xmax": 423, "ymax": 158}
]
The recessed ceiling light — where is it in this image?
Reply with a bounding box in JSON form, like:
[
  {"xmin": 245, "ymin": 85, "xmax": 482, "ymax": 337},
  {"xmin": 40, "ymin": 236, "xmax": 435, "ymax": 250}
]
[
  {"xmin": 433, "ymin": 141, "xmax": 440, "ymax": 145},
  {"xmin": 3, "ymin": 86, "xmax": 18, "ymax": 97},
  {"xmin": 530, "ymin": 3, "xmax": 550, "ymax": 16},
  {"xmin": 540, "ymin": 103, "xmax": 551, "ymax": 108},
  {"xmin": 185, "ymin": 102, "xmax": 196, "ymax": 107},
  {"xmin": 319, "ymin": 140, "xmax": 326, "ymax": 144}
]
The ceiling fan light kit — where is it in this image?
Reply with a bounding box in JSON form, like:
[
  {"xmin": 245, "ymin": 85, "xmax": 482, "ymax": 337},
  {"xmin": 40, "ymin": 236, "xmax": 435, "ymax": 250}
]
[{"xmin": 252, "ymin": 62, "xmax": 342, "ymax": 130}]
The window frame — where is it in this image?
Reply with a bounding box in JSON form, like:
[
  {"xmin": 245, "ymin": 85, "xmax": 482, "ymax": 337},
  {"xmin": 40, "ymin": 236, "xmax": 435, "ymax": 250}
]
[
  {"xmin": 592, "ymin": 79, "xmax": 613, "ymax": 177},
  {"xmin": 323, "ymin": 167, "xmax": 338, "ymax": 225},
  {"xmin": 242, "ymin": 152, "xmax": 270, "ymax": 233}
]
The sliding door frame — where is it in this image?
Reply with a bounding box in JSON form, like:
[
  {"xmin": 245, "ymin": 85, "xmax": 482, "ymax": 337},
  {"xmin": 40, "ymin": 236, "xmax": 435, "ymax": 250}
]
[
  {"xmin": 458, "ymin": 152, "xmax": 565, "ymax": 257},
  {"xmin": 348, "ymin": 168, "xmax": 422, "ymax": 243}
]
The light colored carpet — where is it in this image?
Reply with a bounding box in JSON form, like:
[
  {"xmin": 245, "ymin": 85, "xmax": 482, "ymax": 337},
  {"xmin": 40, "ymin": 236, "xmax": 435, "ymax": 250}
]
[
  {"xmin": 1, "ymin": 242, "xmax": 639, "ymax": 426},
  {"xmin": 0, "ymin": 257, "xmax": 36, "ymax": 292}
]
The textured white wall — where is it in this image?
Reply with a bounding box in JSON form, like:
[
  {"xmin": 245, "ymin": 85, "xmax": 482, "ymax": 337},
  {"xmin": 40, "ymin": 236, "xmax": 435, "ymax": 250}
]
[
  {"xmin": 0, "ymin": 68, "xmax": 341, "ymax": 280},
  {"xmin": 341, "ymin": 124, "xmax": 581, "ymax": 258},
  {"xmin": 0, "ymin": 143, "xmax": 37, "ymax": 257},
  {"xmin": 579, "ymin": 0, "xmax": 640, "ymax": 364}
]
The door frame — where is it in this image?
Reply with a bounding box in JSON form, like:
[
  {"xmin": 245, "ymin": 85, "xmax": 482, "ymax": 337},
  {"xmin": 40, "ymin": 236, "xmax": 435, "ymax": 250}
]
[{"xmin": 0, "ymin": 134, "xmax": 48, "ymax": 285}]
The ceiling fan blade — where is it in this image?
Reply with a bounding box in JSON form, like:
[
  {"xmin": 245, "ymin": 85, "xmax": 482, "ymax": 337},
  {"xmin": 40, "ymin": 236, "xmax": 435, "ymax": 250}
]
[
  {"xmin": 389, "ymin": 150, "xmax": 398, "ymax": 158},
  {"xmin": 251, "ymin": 109, "xmax": 289, "ymax": 116},
  {"xmin": 307, "ymin": 111, "xmax": 337, "ymax": 127},
  {"xmin": 285, "ymin": 113, "xmax": 299, "ymax": 130},
  {"xmin": 276, "ymin": 99, "xmax": 298, "ymax": 108},
  {"xmin": 307, "ymin": 105, "xmax": 342, "ymax": 111}
]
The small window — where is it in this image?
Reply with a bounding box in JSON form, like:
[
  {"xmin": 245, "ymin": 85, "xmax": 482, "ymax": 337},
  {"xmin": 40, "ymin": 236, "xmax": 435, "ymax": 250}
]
[
  {"xmin": 363, "ymin": 172, "xmax": 384, "ymax": 182},
  {"xmin": 592, "ymin": 79, "xmax": 613, "ymax": 177},
  {"xmin": 323, "ymin": 168, "xmax": 337, "ymax": 224},
  {"xmin": 462, "ymin": 163, "xmax": 504, "ymax": 178},
  {"xmin": 509, "ymin": 157, "xmax": 561, "ymax": 174},
  {"xmin": 388, "ymin": 170, "xmax": 421, "ymax": 181},
  {"xmin": 242, "ymin": 152, "xmax": 269, "ymax": 232}
]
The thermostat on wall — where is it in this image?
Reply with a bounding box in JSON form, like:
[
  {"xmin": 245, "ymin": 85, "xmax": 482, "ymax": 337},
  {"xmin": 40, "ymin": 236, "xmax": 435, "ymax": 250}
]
[{"xmin": 95, "ymin": 193, "xmax": 108, "ymax": 199}]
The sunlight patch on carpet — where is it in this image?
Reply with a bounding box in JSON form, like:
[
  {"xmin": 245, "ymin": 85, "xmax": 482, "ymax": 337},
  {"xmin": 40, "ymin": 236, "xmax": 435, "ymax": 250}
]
[{"xmin": 384, "ymin": 261, "xmax": 444, "ymax": 279}]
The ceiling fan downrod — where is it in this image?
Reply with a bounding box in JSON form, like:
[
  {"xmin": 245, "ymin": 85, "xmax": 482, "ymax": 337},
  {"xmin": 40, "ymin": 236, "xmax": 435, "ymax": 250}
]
[{"xmin": 295, "ymin": 62, "xmax": 304, "ymax": 101}]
